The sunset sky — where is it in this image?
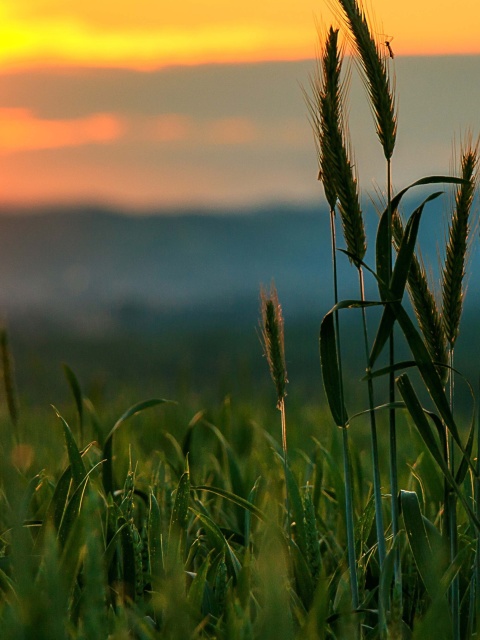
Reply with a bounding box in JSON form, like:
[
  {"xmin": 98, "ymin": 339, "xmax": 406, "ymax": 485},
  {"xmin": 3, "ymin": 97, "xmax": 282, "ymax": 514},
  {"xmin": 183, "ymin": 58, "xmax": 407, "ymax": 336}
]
[{"xmin": 1, "ymin": 0, "xmax": 479, "ymax": 210}]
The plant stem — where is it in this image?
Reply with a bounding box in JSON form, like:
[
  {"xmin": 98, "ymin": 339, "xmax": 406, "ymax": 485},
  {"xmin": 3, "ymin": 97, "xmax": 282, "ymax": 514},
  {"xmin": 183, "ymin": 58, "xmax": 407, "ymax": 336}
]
[
  {"xmin": 342, "ymin": 425, "xmax": 359, "ymax": 611},
  {"xmin": 330, "ymin": 207, "xmax": 359, "ymax": 612},
  {"xmin": 476, "ymin": 379, "xmax": 480, "ymax": 631},
  {"xmin": 358, "ymin": 270, "xmax": 386, "ymax": 570},
  {"xmin": 279, "ymin": 397, "xmax": 291, "ymax": 538},
  {"xmin": 448, "ymin": 348, "xmax": 460, "ymax": 640},
  {"xmin": 386, "ymin": 157, "xmax": 402, "ymax": 616}
]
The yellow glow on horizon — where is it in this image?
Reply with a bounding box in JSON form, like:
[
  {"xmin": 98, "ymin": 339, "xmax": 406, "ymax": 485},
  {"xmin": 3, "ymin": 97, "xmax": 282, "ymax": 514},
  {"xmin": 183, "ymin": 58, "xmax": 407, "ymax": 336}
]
[{"xmin": 0, "ymin": 1, "xmax": 479, "ymax": 70}]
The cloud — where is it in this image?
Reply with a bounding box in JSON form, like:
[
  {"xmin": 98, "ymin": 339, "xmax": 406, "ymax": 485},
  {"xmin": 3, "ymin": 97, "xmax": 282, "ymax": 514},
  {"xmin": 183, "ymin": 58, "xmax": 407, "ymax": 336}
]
[
  {"xmin": 150, "ymin": 114, "xmax": 191, "ymax": 142},
  {"xmin": 204, "ymin": 118, "xmax": 258, "ymax": 145},
  {"xmin": 0, "ymin": 108, "xmax": 124, "ymax": 152},
  {"xmin": 0, "ymin": 58, "xmax": 477, "ymax": 210}
]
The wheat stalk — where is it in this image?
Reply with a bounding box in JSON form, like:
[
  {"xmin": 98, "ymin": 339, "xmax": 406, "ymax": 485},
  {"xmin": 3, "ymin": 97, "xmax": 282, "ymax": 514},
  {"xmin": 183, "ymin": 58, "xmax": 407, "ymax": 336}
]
[
  {"xmin": 306, "ymin": 27, "xmax": 361, "ymax": 612},
  {"xmin": 260, "ymin": 284, "xmax": 287, "ymax": 409},
  {"xmin": 442, "ymin": 139, "xmax": 478, "ymax": 349},
  {"xmin": 260, "ymin": 283, "xmax": 291, "ymax": 532},
  {"xmin": 307, "ymin": 26, "xmax": 366, "ymax": 267},
  {"xmin": 306, "ymin": 26, "xmax": 343, "ymax": 211},
  {"xmin": 441, "ymin": 138, "xmax": 478, "ymax": 640},
  {"xmin": 335, "ymin": 0, "xmax": 396, "ymax": 161}
]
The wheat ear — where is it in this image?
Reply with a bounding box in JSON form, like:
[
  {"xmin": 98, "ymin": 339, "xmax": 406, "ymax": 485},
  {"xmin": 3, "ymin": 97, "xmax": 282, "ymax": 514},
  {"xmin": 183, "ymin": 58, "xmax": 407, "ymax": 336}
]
[
  {"xmin": 260, "ymin": 284, "xmax": 290, "ymax": 529},
  {"xmin": 307, "ymin": 26, "xmax": 366, "ymax": 266},
  {"xmin": 336, "ymin": 0, "xmax": 396, "ymax": 160},
  {"xmin": 442, "ymin": 139, "xmax": 478, "ymax": 349},
  {"xmin": 260, "ymin": 284, "xmax": 287, "ymax": 409}
]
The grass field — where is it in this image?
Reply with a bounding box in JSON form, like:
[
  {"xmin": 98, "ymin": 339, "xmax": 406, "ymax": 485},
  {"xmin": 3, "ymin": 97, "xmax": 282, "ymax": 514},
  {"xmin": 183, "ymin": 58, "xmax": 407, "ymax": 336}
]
[{"xmin": 1, "ymin": 0, "xmax": 480, "ymax": 637}]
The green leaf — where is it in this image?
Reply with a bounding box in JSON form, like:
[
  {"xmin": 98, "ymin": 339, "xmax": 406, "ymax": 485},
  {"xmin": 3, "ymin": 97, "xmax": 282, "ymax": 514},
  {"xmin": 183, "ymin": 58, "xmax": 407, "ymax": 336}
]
[
  {"xmin": 378, "ymin": 533, "xmax": 403, "ymax": 630},
  {"xmin": 102, "ymin": 398, "xmax": 174, "ymax": 495},
  {"xmin": 320, "ymin": 312, "xmax": 347, "ymax": 427},
  {"xmin": 148, "ymin": 492, "xmax": 163, "ymax": 582},
  {"xmin": 62, "ymin": 363, "xmax": 84, "ymax": 438},
  {"xmin": 387, "ymin": 302, "xmax": 461, "ymax": 445},
  {"xmin": 244, "ymin": 478, "xmax": 262, "ymax": 546},
  {"xmin": 282, "ymin": 455, "xmax": 308, "ymax": 559},
  {"xmin": 190, "ymin": 508, "xmax": 241, "ymax": 579},
  {"xmin": 188, "ymin": 552, "xmax": 212, "ymax": 612},
  {"xmin": 397, "ymin": 375, "xmax": 480, "ymax": 529},
  {"xmin": 320, "ymin": 300, "xmax": 387, "ymax": 427},
  {"xmin": 193, "ymin": 484, "xmax": 265, "ymax": 522},
  {"xmin": 169, "ymin": 469, "xmax": 191, "ymax": 536},
  {"xmin": 53, "ymin": 406, "xmax": 87, "ymax": 490},
  {"xmin": 370, "ymin": 193, "xmax": 442, "ymax": 367},
  {"xmin": 44, "ymin": 467, "xmax": 72, "ymax": 533},
  {"xmin": 57, "ymin": 460, "xmax": 103, "ymax": 548},
  {"xmin": 376, "ymin": 176, "xmax": 464, "ymax": 296},
  {"xmin": 289, "ymin": 537, "xmax": 315, "ymax": 609},
  {"xmin": 120, "ymin": 520, "xmax": 136, "ymax": 602},
  {"xmin": 455, "ymin": 410, "xmax": 476, "ymax": 485},
  {"xmin": 396, "ymin": 375, "xmax": 446, "ymax": 472},
  {"xmin": 103, "ymin": 521, "xmax": 130, "ymax": 570},
  {"xmin": 400, "ymin": 490, "xmax": 443, "ymax": 598},
  {"xmin": 165, "ymin": 467, "xmax": 191, "ymax": 569},
  {"xmin": 42, "ymin": 444, "xmax": 93, "ymax": 537},
  {"xmin": 363, "ymin": 360, "xmax": 418, "ymax": 380}
]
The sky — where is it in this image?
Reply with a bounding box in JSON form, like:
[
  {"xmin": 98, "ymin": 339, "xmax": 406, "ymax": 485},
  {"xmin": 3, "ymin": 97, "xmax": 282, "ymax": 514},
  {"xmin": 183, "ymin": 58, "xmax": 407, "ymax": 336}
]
[{"xmin": 1, "ymin": 0, "xmax": 480, "ymax": 211}]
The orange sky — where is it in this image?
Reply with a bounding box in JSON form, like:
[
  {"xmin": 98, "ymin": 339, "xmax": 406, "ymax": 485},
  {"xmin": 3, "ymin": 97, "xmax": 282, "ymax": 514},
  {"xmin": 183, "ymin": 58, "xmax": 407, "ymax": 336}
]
[
  {"xmin": 1, "ymin": 0, "xmax": 480, "ymax": 71},
  {"xmin": 1, "ymin": 1, "xmax": 479, "ymax": 209}
]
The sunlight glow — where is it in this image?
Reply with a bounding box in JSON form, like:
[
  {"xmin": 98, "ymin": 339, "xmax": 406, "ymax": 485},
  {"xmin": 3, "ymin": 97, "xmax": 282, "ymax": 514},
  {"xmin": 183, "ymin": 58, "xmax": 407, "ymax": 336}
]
[
  {"xmin": 1, "ymin": 0, "xmax": 479, "ymax": 70},
  {"xmin": 0, "ymin": 108, "xmax": 124, "ymax": 152}
]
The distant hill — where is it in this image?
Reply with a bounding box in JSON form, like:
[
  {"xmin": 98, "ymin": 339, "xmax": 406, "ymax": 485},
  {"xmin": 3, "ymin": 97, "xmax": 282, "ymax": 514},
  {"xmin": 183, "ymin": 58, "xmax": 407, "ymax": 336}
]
[
  {"xmin": 0, "ymin": 201, "xmax": 478, "ymax": 405},
  {"xmin": 0, "ymin": 203, "xmax": 333, "ymax": 332},
  {"xmin": 0, "ymin": 199, "xmax": 477, "ymax": 335}
]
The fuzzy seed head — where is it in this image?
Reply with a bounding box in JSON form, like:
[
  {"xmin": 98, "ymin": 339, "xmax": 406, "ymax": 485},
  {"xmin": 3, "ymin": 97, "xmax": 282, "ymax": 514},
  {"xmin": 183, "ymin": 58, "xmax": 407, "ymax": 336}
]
[{"xmin": 260, "ymin": 284, "xmax": 288, "ymax": 408}]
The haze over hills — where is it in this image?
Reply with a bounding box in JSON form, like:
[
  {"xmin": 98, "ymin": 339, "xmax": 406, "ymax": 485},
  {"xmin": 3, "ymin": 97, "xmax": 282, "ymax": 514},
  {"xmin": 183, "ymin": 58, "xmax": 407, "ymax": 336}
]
[
  {"xmin": 0, "ymin": 198, "xmax": 478, "ymax": 335},
  {"xmin": 0, "ymin": 204, "xmax": 332, "ymax": 332},
  {"xmin": 0, "ymin": 200, "xmax": 478, "ymax": 406}
]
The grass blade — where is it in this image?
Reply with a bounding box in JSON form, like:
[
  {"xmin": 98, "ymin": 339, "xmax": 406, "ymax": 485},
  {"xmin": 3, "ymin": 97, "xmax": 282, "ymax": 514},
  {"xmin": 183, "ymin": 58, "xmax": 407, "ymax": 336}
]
[
  {"xmin": 194, "ymin": 484, "xmax": 265, "ymax": 522},
  {"xmin": 53, "ymin": 407, "xmax": 87, "ymax": 490},
  {"xmin": 102, "ymin": 398, "xmax": 174, "ymax": 495},
  {"xmin": 370, "ymin": 193, "xmax": 442, "ymax": 367},
  {"xmin": 62, "ymin": 363, "xmax": 84, "ymax": 444},
  {"xmin": 320, "ymin": 311, "xmax": 348, "ymax": 427},
  {"xmin": 400, "ymin": 490, "xmax": 446, "ymax": 599}
]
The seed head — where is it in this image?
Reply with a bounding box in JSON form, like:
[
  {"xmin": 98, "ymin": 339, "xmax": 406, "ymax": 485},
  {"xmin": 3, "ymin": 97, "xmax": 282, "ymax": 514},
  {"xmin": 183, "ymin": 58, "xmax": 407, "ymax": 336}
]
[{"xmin": 260, "ymin": 284, "xmax": 288, "ymax": 408}]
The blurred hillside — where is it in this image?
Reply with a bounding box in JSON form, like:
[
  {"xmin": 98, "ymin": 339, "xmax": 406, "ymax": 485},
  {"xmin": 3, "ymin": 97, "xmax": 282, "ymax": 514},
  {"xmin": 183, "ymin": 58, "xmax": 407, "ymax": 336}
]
[{"xmin": 0, "ymin": 201, "xmax": 478, "ymax": 409}]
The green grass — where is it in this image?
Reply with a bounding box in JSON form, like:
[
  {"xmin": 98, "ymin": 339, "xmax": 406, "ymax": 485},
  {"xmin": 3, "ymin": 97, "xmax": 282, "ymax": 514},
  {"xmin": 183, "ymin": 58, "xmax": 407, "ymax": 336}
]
[{"xmin": 1, "ymin": 0, "xmax": 480, "ymax": 637}]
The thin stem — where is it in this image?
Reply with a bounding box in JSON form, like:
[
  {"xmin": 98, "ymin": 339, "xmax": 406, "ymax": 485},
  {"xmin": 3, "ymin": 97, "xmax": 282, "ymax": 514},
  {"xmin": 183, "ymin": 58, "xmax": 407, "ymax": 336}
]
[
  {"xmin": 359, "ymin": 269, "xmax": 386, "ymax": 570},
  {"xmin": 342, "ymin": 425, "xmax": 359, "ymax": 611},
  {"xmin": 330, "ymin": 207, "xmax": 359, "ymax": 613},
  {"xmin": 387, "ymin": 157, "xmax": 402, "ymax": 615},
  {"xmin": 387, "ymin": 158, "xmax": 403, "ymax": 624},
  {"xmin": 448, "ymin": 348, "xmax": 460, "ymax": 640},
  {"xmin": 476, "ymin": 378, "xmax": 480, "ymax": 630},
  {"xmin": 386, "ymin": 158, "xmax": 398, "ymax": 537},
  {"xmin": 279, "ymin": 398, "xmax": 291, "ymax": 538}
]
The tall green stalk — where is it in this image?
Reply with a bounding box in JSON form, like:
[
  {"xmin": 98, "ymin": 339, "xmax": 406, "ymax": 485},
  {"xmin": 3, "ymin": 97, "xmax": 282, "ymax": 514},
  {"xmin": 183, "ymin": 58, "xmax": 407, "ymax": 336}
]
[
  {"xmin": 358, "ymin": 269, "xmax": 386, "ymax": 569},
  {"xmin": 330, "ymin": 207, "xmax": 360, "ymax": 612},
  {"xmin": 336, "ymin": 0, "xmax": 399, "ymax": 610},
  {"xmin": 441, "ymin": 141, "xmax": 477, "ymax": 640},
  {"xmin": 476, "ymin": 382, "xmax": 480, "ymax": 631},
  {"xmin": 259, "ymin": 284, "xmax": 291, "ymax": 534},
  {"xmin": 307, "ymin": 27, "xmax": 360, "ymax": 612}
]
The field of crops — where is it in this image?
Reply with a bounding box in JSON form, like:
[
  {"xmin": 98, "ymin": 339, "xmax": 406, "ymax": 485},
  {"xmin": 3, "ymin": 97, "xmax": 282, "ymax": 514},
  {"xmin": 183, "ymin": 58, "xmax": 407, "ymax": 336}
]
[{"xmin": 2, "ymin": 0, "xmax": 480, "ymax": 638}]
